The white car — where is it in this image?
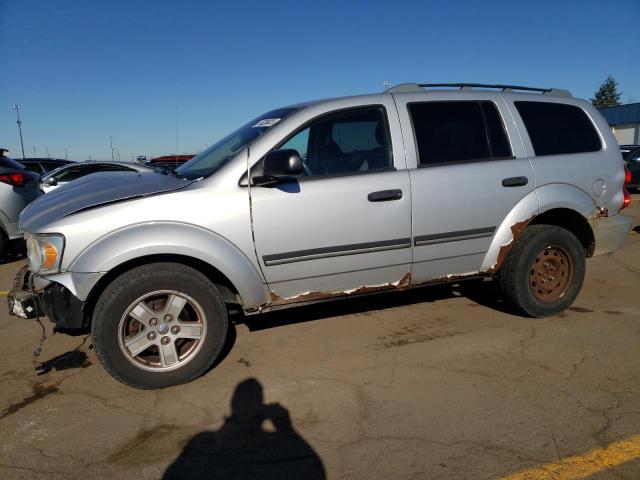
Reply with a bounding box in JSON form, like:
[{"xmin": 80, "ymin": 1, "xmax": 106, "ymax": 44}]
[{"xmin": 41, "ymin": 162, "xmax": 156, "ymax": 193}]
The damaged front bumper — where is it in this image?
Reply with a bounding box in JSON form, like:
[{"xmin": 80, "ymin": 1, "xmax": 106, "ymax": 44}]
[
  {"xmin": 8, "ymin": 266, "xmax": 41, "ymax": 319},
  {"xmin": 7, "ymin": 265, "xmax": 88, "ymax": 330}
]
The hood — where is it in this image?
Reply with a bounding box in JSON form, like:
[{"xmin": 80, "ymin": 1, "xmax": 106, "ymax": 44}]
[{"xmin": 20, "ymin": 171, "xmax": 193, "ymax": 231}]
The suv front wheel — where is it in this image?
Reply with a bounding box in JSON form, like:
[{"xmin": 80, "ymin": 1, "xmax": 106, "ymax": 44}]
[
  {"xmin": 92, "ymin": 262, "xmax": 228, "ymax": 389},
  {"xmin": 499, "ymin": 225, "xmax": 586, "ymax": 317}
]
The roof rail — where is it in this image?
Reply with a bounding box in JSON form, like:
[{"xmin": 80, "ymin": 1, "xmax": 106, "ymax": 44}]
[{"xmin": 385, "ymin": 83, "xmax": 572, "ymax": 98}]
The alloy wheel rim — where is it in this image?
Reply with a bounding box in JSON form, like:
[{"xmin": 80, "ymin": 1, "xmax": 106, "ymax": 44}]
[
  {"xmin": 529, "ymin": 245, "xmax": 574, "ymax": 303},
  {"xmin": 117, "ymin": 290, "xmax": 207, "ymax": 372}
]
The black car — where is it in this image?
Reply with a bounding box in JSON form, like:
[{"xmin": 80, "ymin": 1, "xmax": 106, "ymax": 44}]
[
  {"xmin": 19, "ymin": 158, "xmax": 75, "ymax": 174},
  {"xmin": 624, "ymin": 147, "xmax": 640, "ymax": 191}
]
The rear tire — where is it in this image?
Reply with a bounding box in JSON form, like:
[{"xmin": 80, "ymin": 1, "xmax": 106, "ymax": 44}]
[
  {"xmin": 498, "ymin": 225, "xmax": 586, "ymax": 317},
  {"xmin": 92, "ymin": 262, "xmax": 228, "ymax": 389}
]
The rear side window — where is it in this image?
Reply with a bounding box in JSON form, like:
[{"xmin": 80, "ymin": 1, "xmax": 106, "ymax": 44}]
[
  {"xmin": 515, "ymin": 101, "xmax": 601, "ymax": 156},
  {"xmin": 409, "ymin": 101, "xmax": 512, "ymax": 166}
]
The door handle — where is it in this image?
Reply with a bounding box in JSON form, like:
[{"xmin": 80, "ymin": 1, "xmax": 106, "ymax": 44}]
[
  {"xmin": 368, "ymin": 189, "xmax": 403, "ymax": 202},
  {"xmin": 502, "ymin": 176, "xmax": 529, "ymax": 187}
]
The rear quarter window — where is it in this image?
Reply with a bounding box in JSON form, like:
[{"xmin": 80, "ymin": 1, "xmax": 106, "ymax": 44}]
[{"xmin": 515, "ymin": 101, "xmax": 601, "ymax": 156}]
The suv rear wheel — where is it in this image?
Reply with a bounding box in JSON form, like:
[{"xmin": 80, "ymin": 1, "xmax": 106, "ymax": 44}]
[
  {"xmin": 499, "ymin": 225, "xmax": 586, "ymax": 317},
  {"xmin": 92, "ymin": 262, "xmax": 228, "ymax": 389}
]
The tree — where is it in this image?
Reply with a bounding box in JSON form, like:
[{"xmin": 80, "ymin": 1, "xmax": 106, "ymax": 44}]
[{"xmin": 591, "ymin": 76, "xmax": 622, "ymax": 108}]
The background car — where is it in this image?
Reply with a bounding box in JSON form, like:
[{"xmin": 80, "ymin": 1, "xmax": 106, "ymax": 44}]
[
  {"xmin": 144, "ymin": 154, "xmax": 194, "ymax": 173},
  {"xmin": 620, "ymin": 144, "xmax": 640, "ymax": 156},
  {"xmin": 624, "ymin": 146, "xmax": 640, "ymax": 191},
  {"xmin": 19, "ymin": 158, "xmax": 75, "ymax": 174},
  {"xmin": 0, "ymin": 154, "xmax": 43, "ymax": 256},
  {"xmin": 41, "ymin": 161, "xmax": 156, "ymax": 193}
]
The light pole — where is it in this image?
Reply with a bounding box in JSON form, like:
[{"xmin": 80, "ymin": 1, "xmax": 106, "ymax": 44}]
[{"xmin": 12, "ymin": 105, "xmax": 26, "ymax": 159}]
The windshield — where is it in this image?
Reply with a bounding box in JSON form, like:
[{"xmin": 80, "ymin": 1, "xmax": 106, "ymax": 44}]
[{"xmin": 176, "ymin": 107, "xmax": 300, "ymax": 179}]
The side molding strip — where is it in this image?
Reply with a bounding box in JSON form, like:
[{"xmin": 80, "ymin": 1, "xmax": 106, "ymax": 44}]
[
  {"xmin": 263, "ymin": 238, "xmax": 411, "ymax": 266},
  {"xmin": 414, "ymin": 227, "xmax": 495, "ymax": 246}
]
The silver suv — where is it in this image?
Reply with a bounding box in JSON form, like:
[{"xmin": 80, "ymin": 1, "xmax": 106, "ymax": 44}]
[{"xmin": 9, "ymin": 83, "xmax": 633, "ymax": 389}]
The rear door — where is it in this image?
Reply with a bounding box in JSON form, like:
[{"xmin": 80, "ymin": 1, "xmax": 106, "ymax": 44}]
[{"xmin": 393, "ymin": 94, "xmax": 536, "ymax": 282}]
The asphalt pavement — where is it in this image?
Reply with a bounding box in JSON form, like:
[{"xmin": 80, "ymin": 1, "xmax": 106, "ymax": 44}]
[{"xmin": 0, "ymin": 197, "xmax": 639, "ymax": 479}]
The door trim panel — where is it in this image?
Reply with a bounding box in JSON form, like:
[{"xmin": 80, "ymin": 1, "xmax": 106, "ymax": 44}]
[
  {"xmin": 414, "ymin": 227, "xmax": 495, "ymax": 246},
  {"xmin": 263, "ymin": 237, "xmax": 411, "ymax": 266}
]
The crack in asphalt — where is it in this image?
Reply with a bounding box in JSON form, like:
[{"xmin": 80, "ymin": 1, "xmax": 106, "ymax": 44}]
[{"xmin": 0, "ymin": 463, "xmax": 75, "ymax": 477}]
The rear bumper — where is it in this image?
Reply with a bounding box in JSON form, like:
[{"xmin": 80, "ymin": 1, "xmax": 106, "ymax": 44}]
[
  {"xmin": 7, "ymin": 266, "xmax": 88, "ymax": 330},
  {"xmin": 592, "ymin": 215, "xmax": 633, "ymax": 256}
]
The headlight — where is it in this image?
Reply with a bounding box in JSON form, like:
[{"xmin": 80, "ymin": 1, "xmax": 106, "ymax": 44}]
[{"xmin": 25, "ymin": 233, "xmax": 65, "ymax": 274}]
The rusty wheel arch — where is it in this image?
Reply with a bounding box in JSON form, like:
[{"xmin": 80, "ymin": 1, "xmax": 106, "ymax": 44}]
[{"xmin": 491, "ymin": 208, "xmax": 595, "ymax": 275}]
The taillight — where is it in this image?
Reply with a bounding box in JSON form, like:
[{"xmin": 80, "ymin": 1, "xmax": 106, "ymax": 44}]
[
  {"xmin": 621, "ymin": 164, "xmax": 631, "ymax": 211},
  {"xmin": 0, "ymin": 173, "xmax": 25, "ymax": 186}
]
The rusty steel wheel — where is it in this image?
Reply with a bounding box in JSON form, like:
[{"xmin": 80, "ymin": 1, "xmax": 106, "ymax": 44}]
[
  {"xmin": 499, "ymin": 225, "xmax": 586, "ymax": 318},
  {"xmin": 529, "ymin": 245, "xmax": 574, "ymax": 303}
]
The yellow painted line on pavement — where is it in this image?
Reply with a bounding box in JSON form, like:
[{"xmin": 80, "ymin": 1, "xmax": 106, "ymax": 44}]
[
  {"xmin": 498, "ymin": 434, "xmax": 640, "ymax": 480},
  {"xmin": 0, "ymin": 291, "xmax": 8, "ymax": 296}
]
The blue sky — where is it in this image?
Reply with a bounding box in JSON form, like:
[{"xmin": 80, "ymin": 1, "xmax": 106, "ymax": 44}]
[{"xmin": 1, "ymin": 0, "xmax": 638, "ymax": 161}]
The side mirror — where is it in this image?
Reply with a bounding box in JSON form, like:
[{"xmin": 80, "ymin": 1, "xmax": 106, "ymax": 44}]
[
  {"xmin": 263, "ymin": 149, "xmax": 303, "ymax": 177},
  {"xmin": 254, "ymin": 149, "xmax": 303, "ymax": 187},
  {"xmin": 44, "ymin": 177, "xmax": 58, "ymax": 186}
]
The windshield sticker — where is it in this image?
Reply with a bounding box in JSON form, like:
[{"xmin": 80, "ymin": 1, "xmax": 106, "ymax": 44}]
[{"xmin": 252, "ymin": 118, "xmax": 281, "ymax": 128}]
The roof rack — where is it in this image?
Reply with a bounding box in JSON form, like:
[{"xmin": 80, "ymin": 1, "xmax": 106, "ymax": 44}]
[{"xmin": 386, "ymin": 83, "xmax": 572, "ymax": 98}]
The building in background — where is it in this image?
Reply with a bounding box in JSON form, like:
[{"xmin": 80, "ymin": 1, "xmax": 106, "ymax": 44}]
[{"xmin": 598, "ymin": 103, "xmax": 640, "ymax": 145}]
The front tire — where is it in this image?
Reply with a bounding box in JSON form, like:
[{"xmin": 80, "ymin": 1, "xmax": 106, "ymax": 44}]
[
  {"xmin": 498, "ymin": 225, "xmax": 586, "ymax": 318},
  {"xmin": 92, "ymin": 263, "xmax": 228, "ymax": 389}
]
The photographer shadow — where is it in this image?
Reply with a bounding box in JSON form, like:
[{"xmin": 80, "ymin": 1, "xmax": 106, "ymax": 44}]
[{"xmin": 163, "ymin": 378, "xmax": 326, "ymax": 480}]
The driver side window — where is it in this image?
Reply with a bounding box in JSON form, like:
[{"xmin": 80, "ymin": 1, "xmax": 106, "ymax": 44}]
[{"xmin": 280, "ymin": 106, "xmax": 392, "ymax": 177}]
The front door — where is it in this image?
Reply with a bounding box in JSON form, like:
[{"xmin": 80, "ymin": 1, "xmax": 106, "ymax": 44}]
[{"xmin": 250, "ymin": 104, "xmax": 412, "ymax": 303}]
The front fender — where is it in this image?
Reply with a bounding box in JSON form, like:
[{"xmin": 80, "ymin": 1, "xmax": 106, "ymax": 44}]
[
  {"xmin": 48, "ymin": 222, "xmax": 269, "ymax": 308},
  {"xmin": 480, "ymin": 183, "xmax": 597, "ymax": 272}
]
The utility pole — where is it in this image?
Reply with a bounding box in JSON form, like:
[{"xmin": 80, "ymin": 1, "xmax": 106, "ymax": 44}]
[
  {"xmin": 33, "ymin": 146, "xmax": 37, "ymax": 158},
  {"xmin": 175, "ymin": 81, "xmax": 179, "ymax": 154},
  {"xmin": 65, "ymin": 148, "xmax": 68, "ymax": 160},
  {"xmin": 110, "ymin": 136, "xmax": 114, "ymax": 161},
  {"xmin": 12, "ymin": 105, "xmax": 26, "ymax": 159}
]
